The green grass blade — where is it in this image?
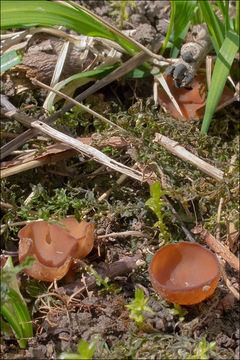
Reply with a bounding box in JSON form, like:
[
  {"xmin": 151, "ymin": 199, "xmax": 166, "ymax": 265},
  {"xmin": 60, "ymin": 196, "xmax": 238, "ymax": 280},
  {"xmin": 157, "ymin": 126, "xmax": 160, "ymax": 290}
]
[
  {"xmin": 215, "ymin": 0, "xmax": 230, "ymax": 32},
  {"xmin": 192, "ymin": 6, "xmax": 204, "ymax": 25},
  {"xmin": 1, "ymin": 1, "xmax": 139, "ymax": 54},
  {"xmin": 44, "ymin": 65, "xmax": 118, "ymax": 111},
  {"xmin": 160, "ymin": 1, "xmax": 176, "ymax": 55},
  {"xmin": 1, "ymin": 304, "xmax": 26, "ymax": 348},
  {"xmin": 163, "ymin": 0, "xmax": 196, "ymax": 57},
  {"xmin": 197, "ymin": 0, "xmax": 225, "ymax": 51},
  {"xmin": 200, "ymin": 30, "xmax": 239, "ymax": 133},
  {"xmin": 2, "ymin": 256, "xmax": 22, "ymax": 298},
  {"xmin": 1, "ymin": 1, "xmax": 112, "ymax": 37},
  {"xmin": 215, "ymin": 0, "xmax": 225, "ymax": 17},
  {"xmin": 8, "ymin": 288, "xmax": 33, "ymax": 338},
  {"xmin": 0, "ymin": 50, "xmax": 22, "ymax": 73},
  {"xmin": 236, "ymin": 0, "xmax": 239, "ymax": 34}
]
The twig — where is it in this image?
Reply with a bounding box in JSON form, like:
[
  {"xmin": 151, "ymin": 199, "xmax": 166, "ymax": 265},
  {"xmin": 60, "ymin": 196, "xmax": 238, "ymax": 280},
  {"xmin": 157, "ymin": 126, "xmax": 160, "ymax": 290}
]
[
  {"xmin": 154, "ymin": 133, "xmax": 224, "ymax": 181},
  {"xmin": 1, "ymin": 134, "xmax": 128, "ymax": 179},
  {"xmin": 1, "ymin": 97, "xmax": 142, "ymax": 181},
  {"xmin": 215, "ymin": 154, "xmax": 237, "ymax": 241},
  {"xmin": 216, "ymin": 197, "xmax": 224, "ymax": 241},
  {"xmin": 0, "ymin": 201, "xmax": 13, "ymax": 209},
  {"xmin": 32, "ymin": 122, "xmax": 143, "ymax": 182},
  {"xmin": 1, "ymin": 151, "xmax": 75, "ymax": 179},
  {"xmin": 97, "ymin": 231, "xmax": 147, "ymax": 239},
  {"xmin": 1, "ymin": 251, "xmax": 19, "ymax": 257},
  {"xmin": 219, "ymin": 259, "xmax": 240, "ymax": 301},
  {"xmin": 0, "ymin": 220, "xmax": 38, "ymax": 235},
  {"xmin": 60, "ymin": 254, "xmax": 143, "ymax": 297},
  {"xmin": 191, "ymin": 225, "xmax": 239, "ymax": 272}
]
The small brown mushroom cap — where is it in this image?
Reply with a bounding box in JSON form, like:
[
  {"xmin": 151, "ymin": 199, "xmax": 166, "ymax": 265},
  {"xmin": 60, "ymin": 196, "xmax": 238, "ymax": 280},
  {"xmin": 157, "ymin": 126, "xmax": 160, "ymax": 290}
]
[{"xmin": 18, "ymin": 218, "xmax": 95, "ymax": 282}]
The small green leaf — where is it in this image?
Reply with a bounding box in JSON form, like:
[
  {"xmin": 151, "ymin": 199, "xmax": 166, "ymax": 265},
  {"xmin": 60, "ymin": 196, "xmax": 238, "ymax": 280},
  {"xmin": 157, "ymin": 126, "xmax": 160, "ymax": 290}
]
[
  {"xmin": 126, "ymin": 289, "xmax": 154, "ymax": 327},
  {"xmin": 0, "ymin": 50, "xmax": 22, "ymax": 73},
  {"xmin": 58, "ymin": 337, "xmax": 98, "ymax": 359}
]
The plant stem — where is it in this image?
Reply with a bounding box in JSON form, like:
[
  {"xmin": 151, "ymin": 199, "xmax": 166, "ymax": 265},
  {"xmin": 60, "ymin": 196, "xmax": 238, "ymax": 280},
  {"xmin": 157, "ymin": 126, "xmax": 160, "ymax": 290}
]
[
  {"xmin": 160, "ymin": 1, "xmax": 175, "ymax": 55},
  {"xmin": 236, "ymin": 0, "xmax": 239, "ymax": 35}
]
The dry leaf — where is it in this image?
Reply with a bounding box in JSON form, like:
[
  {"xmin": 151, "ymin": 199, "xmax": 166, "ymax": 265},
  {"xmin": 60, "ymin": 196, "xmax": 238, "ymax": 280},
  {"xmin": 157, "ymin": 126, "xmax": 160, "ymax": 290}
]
[{"xmin": 158, "ymin": 74, "xmax": 234, "ymax": 120}]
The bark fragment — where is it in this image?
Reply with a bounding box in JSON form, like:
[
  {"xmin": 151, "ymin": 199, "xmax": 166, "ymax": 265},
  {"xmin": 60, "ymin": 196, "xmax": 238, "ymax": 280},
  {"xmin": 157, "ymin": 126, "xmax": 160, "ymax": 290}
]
[{"xmin": 60, "ymin": 254, "xmax": 143, "ymax": 297}]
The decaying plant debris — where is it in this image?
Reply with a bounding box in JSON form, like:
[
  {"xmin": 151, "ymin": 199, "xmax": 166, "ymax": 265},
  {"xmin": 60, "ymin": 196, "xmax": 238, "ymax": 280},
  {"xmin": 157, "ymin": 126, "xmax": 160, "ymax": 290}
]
[{"xmin": 1, "ymin": 1, "xmax": 239, "ymax": 359}]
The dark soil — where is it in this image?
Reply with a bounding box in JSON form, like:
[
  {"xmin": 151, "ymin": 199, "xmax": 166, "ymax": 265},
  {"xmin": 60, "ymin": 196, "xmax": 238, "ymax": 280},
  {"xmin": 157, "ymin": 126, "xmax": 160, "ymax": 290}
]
[{"xmin": 1, "ymin": 1, "xmax": 239, "ymax": 359}]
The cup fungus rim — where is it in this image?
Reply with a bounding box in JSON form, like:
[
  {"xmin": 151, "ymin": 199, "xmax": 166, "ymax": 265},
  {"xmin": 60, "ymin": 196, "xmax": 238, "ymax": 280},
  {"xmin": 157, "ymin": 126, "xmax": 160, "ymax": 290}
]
[
  {"xmin": 18, "ymin": 218, "xmax": 95, "ymax": 281},
  {"xmin": 150, "ymin": 241, "xmax": 221, "ymax": 292}
]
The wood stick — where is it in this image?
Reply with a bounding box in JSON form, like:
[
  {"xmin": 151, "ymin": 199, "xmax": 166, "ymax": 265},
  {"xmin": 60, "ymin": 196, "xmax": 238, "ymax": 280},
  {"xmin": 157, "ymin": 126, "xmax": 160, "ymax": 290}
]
[
  {"xmin": 97, "ymin": 231, "xmax": 147, "ymax": 239},
  {"xmin": 219, "ymin": 259, "xmax": 240, "ymax": 300},
  {"xmin": 191, "ymin": 225, "xmax": 239, "ymax": 272},
  {"xmin": 61, "ymin": 254, "xmax": 143, "ymax": 297},
  {"xmin": 154, "ymin": 133, "xmax": 224, "ymax": 181}
]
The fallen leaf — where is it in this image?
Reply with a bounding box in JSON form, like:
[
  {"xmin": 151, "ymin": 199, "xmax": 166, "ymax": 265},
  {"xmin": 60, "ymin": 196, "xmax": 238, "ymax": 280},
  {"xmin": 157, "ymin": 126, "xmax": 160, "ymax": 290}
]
[{"xmin": 158, "ymin": 74, "xmax": 234, "ymax": 120}]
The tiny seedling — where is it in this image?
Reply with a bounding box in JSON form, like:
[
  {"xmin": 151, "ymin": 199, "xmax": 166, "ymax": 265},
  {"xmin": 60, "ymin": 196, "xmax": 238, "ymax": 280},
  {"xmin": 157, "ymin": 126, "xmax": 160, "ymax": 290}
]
[
  {"xmin": 110, "ymin": 0, "xmax": 136, "ymax": 30},
  {"xmin": 1, "ymin": 256, "xmax": 34, "ymax": 349},
  {"xmin": 163, "ymin": 301, "xmax": 188, "ymax": 322},
  {"xmin": 86, "ymin": 265, "xmax": 122, "ymax": 295},
  {"xmin": 126, "ymin": 289, "xmax": 154, "ymax": 328},
  {"xmin": 58, "ymin": 336, "xmax": 98, "ymax": 359},
  {"xmin": 186, "ymin": 337, "xmax": 216, "ymax": 360},
  {"xmin": 145, "ymin": 181, "xmax": 170, "ymax": 243}
]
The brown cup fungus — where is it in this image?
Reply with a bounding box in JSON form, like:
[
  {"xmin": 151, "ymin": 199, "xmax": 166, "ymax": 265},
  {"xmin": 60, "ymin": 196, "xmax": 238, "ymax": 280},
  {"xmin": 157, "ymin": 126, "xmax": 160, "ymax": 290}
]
[
  {"xmin": 149, "ymin": 242, "xmax": 220, "ymax": 305},
  {"xmin": 18, "ymin": 217, "xmax": 94, "ymax": 282}
]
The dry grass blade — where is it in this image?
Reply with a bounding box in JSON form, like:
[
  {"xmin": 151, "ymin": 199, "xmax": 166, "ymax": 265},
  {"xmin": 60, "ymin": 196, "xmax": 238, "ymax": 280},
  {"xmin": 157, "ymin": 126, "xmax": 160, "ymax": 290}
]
[
  {"xmin": 1, "ymin": 135, "xmax": 127, "ymax": 179},
  {"xmin": 33, "ymin": 79, "xmax": 128, "ymax": 134},
  {"xmin": 155, "ymin": 71, "xmax": 184, "ymax": 117},
  {"xmin": 30, "ymin": 121, "xmax": 143, "ymax": 182},
  {"xmin": 50, "ymin": 40, "xmax": 70, "ymax": 87},
  {"xmin": 1, "ymin": 51, "xmax": 150, "ymax": 160},
  {"xmin": 154, "ymin": 133, "xmax": 224, "ymax": 181}
]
